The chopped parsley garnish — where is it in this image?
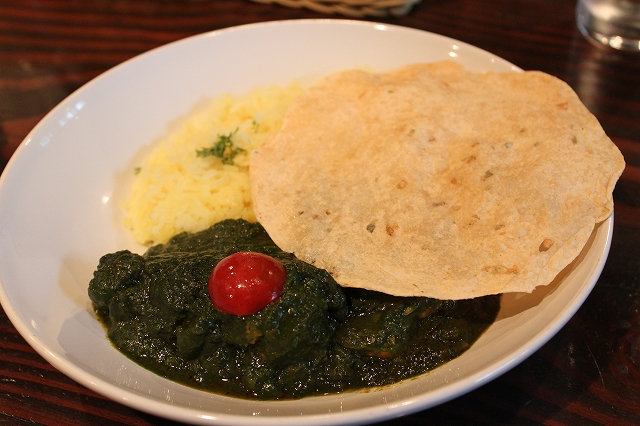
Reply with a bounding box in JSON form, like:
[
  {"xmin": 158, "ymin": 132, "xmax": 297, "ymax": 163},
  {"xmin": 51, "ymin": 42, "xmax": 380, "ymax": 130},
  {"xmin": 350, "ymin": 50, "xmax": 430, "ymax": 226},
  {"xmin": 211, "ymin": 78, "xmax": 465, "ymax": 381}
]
[
  {"xmin": 196, "ymin": 128, "xmax": 244, "ymax": 165},
  {"xmin": 134, "ymin": 167, "xmax": 141, "ymax": 175}
]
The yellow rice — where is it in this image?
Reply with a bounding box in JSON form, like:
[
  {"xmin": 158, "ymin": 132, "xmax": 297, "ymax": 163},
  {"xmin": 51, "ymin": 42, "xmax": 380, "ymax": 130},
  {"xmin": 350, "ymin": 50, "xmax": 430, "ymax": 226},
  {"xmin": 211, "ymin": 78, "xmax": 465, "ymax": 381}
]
[{"xmin": 123, "ymin": 82, "xmax": 304, "ymax": 245}]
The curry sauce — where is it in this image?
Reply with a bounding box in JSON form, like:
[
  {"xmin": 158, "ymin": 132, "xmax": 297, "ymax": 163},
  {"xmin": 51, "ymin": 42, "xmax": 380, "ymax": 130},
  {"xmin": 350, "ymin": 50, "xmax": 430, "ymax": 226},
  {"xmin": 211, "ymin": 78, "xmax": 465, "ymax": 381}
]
[{"xmin": 88, "ymin": 219, "xmax": 500, "ymax": 400}]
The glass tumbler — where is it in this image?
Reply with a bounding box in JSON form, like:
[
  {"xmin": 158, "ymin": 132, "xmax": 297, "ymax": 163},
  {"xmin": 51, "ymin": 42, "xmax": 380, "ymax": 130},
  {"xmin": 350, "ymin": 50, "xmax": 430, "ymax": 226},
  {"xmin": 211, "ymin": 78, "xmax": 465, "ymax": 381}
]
[{"xmin": 576, "ymin": 0, "xmax": 640, "ymax": 50}]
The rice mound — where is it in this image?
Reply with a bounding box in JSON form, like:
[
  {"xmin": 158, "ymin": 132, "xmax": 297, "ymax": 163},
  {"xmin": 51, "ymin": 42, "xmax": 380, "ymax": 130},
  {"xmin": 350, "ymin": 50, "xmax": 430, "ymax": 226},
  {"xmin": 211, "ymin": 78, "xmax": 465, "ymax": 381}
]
[{"xmin": 123, "ymin": 82, "xmax": 303, "ymax": 245}]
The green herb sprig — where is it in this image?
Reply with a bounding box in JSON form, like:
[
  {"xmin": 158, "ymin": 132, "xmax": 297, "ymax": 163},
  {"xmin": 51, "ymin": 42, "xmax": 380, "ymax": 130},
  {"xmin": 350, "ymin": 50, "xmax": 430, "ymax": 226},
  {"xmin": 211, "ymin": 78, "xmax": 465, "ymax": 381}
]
[{"xmin": 196, "ymin": 128, "xmax": 244, "ymax": 165}]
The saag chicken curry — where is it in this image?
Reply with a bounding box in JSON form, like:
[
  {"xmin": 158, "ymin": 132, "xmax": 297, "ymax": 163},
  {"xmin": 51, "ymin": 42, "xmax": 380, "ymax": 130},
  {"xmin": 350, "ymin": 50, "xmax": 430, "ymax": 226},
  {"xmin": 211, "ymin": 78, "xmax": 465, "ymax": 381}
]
[{"xmin": 89, "ymin": 219, "xmax": 500, "ymax": 400}]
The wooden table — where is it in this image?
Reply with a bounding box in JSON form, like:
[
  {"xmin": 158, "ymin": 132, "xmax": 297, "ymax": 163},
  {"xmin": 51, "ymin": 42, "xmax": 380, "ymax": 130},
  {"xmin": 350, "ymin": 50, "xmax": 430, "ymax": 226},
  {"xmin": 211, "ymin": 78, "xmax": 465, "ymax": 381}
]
[{"xmin": 1, "ymin": 0, "xmax": 639, "ymax": 424}]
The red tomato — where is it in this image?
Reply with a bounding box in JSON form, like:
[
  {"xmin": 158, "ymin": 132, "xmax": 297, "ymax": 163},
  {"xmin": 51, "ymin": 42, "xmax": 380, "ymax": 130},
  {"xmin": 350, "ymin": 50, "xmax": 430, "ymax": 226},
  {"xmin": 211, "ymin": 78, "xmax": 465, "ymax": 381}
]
[{"xmin": 208, "ymin": 252, "xmax": 286, "ymax": 316}]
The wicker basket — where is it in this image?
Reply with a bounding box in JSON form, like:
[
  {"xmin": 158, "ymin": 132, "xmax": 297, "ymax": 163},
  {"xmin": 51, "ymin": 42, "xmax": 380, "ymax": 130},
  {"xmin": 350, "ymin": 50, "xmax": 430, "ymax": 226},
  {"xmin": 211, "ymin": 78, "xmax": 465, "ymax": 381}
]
[{"xmin": 250, "ymin": 0, "xmax": 422, "ymax": 17}]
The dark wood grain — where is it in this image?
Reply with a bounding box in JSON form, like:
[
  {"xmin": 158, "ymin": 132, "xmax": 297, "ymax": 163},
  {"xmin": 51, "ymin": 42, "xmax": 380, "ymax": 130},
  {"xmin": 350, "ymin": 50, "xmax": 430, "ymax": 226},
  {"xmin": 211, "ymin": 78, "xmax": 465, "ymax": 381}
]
[{"xmin": 1, "ymin": 0, "xmax": 639, "ymax": 424}]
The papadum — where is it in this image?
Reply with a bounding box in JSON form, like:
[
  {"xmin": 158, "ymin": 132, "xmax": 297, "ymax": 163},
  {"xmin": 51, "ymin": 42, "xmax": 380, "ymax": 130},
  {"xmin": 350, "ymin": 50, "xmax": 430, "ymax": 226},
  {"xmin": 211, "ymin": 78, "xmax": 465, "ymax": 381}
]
[{"xmin": 250, "ymin": 61, "xmax": 625, "ymax": 300}]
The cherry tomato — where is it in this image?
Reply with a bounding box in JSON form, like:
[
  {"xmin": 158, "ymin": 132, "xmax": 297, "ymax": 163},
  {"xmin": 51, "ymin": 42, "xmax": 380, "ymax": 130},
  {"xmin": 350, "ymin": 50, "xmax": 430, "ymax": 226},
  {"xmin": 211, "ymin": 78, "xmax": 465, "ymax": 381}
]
[{"xmin": 208, "ymin": 252, "xmax": 286, "ymax": 316}]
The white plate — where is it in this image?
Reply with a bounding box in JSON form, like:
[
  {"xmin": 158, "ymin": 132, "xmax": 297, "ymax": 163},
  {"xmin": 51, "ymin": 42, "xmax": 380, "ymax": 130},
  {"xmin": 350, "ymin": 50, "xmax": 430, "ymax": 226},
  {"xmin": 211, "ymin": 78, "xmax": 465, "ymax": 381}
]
[{"xmin": 0, "ymin": 19, "xmax": 612, "ymax": 426}]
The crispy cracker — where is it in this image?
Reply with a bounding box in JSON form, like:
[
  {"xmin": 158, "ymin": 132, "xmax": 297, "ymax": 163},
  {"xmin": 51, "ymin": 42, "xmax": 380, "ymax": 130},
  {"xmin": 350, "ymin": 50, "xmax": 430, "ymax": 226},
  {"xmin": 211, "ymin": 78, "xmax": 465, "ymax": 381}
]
[{"xmin": 251, "ymin": 62, "xmax": 624, "ymax": 299}]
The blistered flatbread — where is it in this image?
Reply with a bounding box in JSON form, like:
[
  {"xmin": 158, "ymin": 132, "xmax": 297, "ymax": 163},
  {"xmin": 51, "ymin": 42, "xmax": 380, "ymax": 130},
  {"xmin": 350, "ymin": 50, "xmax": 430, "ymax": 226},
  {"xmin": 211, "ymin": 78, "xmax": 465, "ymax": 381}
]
[{"xmin": 250, "ymin": 61, "xmax": 625, "ymax": 300}]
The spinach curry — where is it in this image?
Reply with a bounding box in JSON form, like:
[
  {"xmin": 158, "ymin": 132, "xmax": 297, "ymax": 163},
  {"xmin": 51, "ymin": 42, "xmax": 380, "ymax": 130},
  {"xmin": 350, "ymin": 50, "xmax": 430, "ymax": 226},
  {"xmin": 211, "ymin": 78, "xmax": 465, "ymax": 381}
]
[{"xmin": 88, "ymin": 219, "xmax": 500, "ymax": 400}]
